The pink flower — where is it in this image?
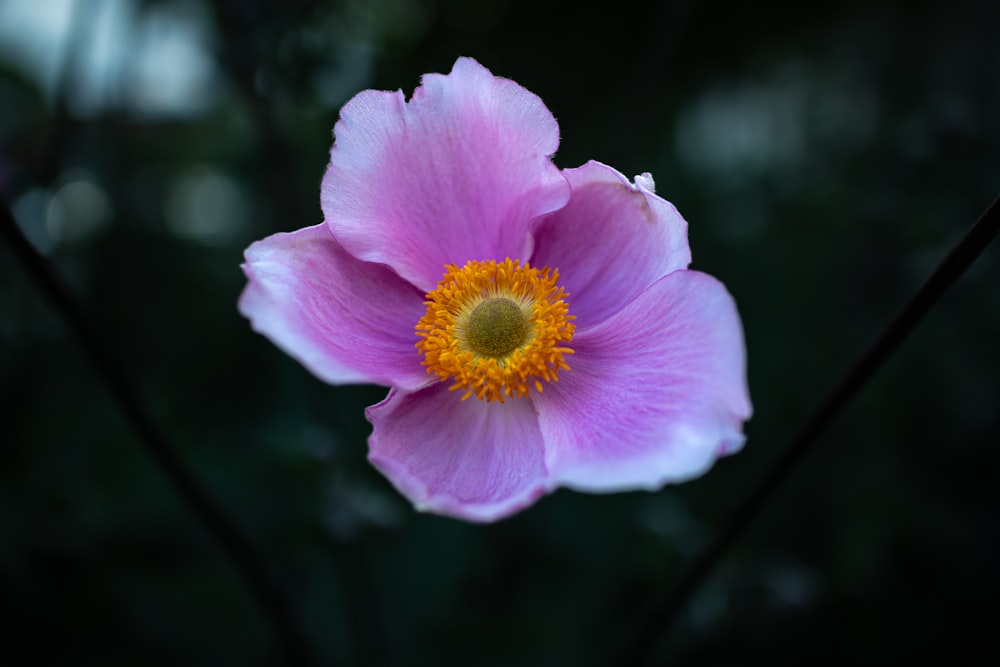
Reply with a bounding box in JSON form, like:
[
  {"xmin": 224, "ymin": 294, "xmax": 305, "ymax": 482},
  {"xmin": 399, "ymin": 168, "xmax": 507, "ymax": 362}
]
[{"xmin": 239, "ymin": 58, "xmax": 752, "ymax": 522}]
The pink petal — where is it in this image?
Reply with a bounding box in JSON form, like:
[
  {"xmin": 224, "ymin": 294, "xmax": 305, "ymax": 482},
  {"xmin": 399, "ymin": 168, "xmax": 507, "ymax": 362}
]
[
  {"xmin": 239, "ymin": 224, "xmax": 430, "ymax": 391},
  {"xmin": 535, "ymin": 270, "xmax": 751, "ymax": 491},
  {"xmin": 367, "ymin": 384, "xmax": 551, "ymax": 522},
  {"xmin": 529, "ymin": 161, "xmax": 691, "ymax": 328},
  {"xmin": 321, "ymin": 57, "xmax": 570, "ymax": 292}
]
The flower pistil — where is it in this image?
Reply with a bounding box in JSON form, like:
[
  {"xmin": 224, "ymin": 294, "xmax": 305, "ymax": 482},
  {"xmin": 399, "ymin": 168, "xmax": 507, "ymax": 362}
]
[{"xmin": 415, "ymin": 258, "xmax": 575, "ymax": 402}]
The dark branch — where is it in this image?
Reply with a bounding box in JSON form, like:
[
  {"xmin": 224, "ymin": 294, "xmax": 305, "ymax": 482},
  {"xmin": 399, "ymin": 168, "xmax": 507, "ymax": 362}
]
[
  {"xmin": 622, "ymin": 195, "xmax": 1000, "ymax": 666},
  {"xmin": 0, "ymin": 202, "xmax": 313, "ymax": 667}
]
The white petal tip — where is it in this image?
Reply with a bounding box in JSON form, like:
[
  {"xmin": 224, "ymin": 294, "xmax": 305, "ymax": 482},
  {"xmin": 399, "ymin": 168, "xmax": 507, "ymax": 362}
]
[{"xmin": 634, "ymin": 172, "xmax": 656, "ymax": 193}]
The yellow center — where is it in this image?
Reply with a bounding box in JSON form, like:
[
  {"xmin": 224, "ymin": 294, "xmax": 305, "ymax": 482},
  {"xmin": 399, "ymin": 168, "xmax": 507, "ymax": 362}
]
[{"xmin": 415, "ymin": 258, "xmax": 575, "ymax": 402}]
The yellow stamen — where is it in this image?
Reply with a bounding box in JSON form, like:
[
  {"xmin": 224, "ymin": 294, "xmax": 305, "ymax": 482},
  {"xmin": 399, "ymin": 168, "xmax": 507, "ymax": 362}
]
[{"xmin": 415, "ymin": 258, "xmax": 575, "ymax": 402}]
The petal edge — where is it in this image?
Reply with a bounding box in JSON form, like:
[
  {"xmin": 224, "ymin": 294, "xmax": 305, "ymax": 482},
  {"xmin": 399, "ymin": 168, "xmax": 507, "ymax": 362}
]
[
  {"xmin": 535, "ymin": 270, "xmax": 751, "ymax": 492},
  {"xmin": 322, "ymin": 57, "xmax": 570, "ymax": 292},
  {"xmin": 239, "ymin": 224, "xmax": 430, "ymax": 390},
  {"xmin": 530, "ymin": 160, "xmax": 692, "ymax": 328},
  {"xmin": 367, "ymin": 385, "xmax": 551, "ymax": 522}
]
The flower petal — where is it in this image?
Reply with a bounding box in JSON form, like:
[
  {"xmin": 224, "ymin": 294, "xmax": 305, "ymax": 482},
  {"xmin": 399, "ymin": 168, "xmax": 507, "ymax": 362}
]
[
  {"xmin": 367, "ymin": 384, "xmax": 550, "ymax": 522},
  {"xmin": 321, "ymin": 57, "xmax": 570, "ymax": 292},
  {"xmin": 535, "ymin": 270, "xmax": 751, "ymax": 491},
  {"xmin": 239, "ymin": 223, "xmax": 430, "ymax": 390},
  {"xmin": 530, "ymin": 161, "xmax": 691, "ymax": 328}
]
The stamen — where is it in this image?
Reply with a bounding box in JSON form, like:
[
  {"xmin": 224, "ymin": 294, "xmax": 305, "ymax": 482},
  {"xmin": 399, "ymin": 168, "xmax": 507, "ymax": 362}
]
[{"xmin": 415, "ymin": 258, "xmax": 575, "ymax": 402}]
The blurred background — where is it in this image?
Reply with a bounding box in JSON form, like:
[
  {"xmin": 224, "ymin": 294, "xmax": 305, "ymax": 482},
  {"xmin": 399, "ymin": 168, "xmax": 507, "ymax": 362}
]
[{"xmin": 1, "ymin": 0, "xmax": 998, "ymax": 664}]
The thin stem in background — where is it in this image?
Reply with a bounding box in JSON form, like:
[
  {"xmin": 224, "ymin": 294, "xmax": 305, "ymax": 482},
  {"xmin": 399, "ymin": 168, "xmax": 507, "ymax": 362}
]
[
  {"xmin": 622, "ymin": 195, "xmax": 1000, "ymax": 666},
  {"xmin": 0, "ymin": 202, "xmax": 313, "ymax": 667}
]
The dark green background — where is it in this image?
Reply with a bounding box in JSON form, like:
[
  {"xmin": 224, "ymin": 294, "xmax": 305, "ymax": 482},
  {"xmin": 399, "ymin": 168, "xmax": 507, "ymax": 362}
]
[{"xmin": 2, "ymin": 0, "xmax": 998, "ymax": 664}]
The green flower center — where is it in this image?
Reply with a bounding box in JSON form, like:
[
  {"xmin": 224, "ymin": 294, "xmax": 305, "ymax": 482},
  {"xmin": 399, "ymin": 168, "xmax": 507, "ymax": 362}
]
[
  {"xmin": 464, "ymin": 297, "xmax": 530, "ymax": 359},
  {"xmin": 415, "ymin": 258, "xmax": 575, "ymax": 402}
]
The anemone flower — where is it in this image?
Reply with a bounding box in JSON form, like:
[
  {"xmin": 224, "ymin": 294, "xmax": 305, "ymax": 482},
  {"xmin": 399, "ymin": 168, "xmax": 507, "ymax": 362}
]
[{"xmin": 239, "ymin": 57, "xmax": 752, "ymax": 522}]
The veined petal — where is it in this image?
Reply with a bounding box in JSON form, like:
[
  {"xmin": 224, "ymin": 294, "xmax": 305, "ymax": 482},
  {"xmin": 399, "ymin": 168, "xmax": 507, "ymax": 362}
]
[
  {"xmin": 530, "ymin": 161, "xmax": 691, "ymax": 328},
  {"xmin": 367, "ymin": 384, "xmax": 550, "ymax": 522},
  {"xmin": 239, "ymin": 224, "xmax": 429, "ymax": 390},
  {"xmin": 536, "ymin": 270, "xmax": 751, "ymax": 491},
  {"xmin": 322, "ymin": 57, "xmax": 570, "ymax": 293}
]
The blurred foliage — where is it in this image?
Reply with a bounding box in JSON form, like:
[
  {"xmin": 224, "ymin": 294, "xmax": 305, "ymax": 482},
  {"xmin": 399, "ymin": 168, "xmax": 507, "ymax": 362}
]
[{"xmin": 1, "ymin": 0, "xmax": 998, "ymax": 665}]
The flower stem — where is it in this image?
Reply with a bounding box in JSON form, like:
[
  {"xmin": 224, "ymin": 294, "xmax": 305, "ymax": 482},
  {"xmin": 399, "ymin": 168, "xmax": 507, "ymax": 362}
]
[
  {"xmin": 622, "ymin": 194, "xmax": 1000, "ymax": 666},
  {"xmin": 0, "ymin": 201, "xmax": 313, "ymax": 667}
]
